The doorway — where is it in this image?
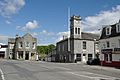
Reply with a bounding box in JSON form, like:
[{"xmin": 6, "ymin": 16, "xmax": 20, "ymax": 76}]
[{"xmin": 25, "ymin": 51, "xmax": 29, "ymax": 60}]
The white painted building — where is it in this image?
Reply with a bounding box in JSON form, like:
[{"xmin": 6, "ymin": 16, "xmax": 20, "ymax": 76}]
[
  {"xmin": 99, "ymin": 20, "xmax": 120, "ymax": 68},
  {"xmin": 0, "ymin": 44, "xmax": 8, "ymax": 59}
]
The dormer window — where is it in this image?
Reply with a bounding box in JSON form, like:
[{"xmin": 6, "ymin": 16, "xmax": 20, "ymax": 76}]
[
  {"xmin": 106, "ymin": 26, "xmax": 111, "ymax": 35},
  {"xmin": 116, "ymin": 24, "xmax": 120, "ymax": 33}
]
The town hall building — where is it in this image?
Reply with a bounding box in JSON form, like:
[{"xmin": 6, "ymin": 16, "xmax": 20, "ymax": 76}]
[{"xmin": 55, "ymin": 15, "xmax": 99, "ymax": 63}]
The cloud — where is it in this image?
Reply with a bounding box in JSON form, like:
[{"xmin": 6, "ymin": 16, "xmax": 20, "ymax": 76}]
[
  {"xmin": 6, "ymin": 20, "xmax": 11, "ymax": 24},
  {"xmin": 82, "ymin": 5, "xmax": 120, "ymax": 33},
  {"xmin": 40, "ymin": 30, "xmax": 54, "ymax": 36},
  {"xmin": 56, "ymin": 31, "xmax": 70, "ymax": 42},
  {"xmin": 0, "ymin": 0, "xmax": 25, "ymax": 18},
  {"xmin": 17, "ymin": 20, "xmax": 39, "ymax": 31},
  {"xmin": 0, "ymin": 34, "xmax": 9, "ymax": 44}
]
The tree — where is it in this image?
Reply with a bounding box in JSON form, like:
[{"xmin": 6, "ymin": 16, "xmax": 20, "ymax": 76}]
[{"xmin": 37, "ymin": 44, "xmax": 55, "ymax": 58}]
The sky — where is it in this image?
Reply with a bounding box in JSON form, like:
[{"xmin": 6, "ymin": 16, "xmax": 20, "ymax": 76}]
[{"xmin": 0, "ymin": 0, "xmax": 120, "ymax": 45}]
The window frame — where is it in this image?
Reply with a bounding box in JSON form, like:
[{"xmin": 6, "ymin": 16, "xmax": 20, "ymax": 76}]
[
  {"xmin": 83, "ymin": 41, "xmax": 86, "ymax": 49},
  {"xmin": 32, "ymin": 42, "xmax": 36, "ymax": 49},
  {"xmin": 75, "ymin": 28, "xmax": 77, "ymax": 34},
  {"xmin": 19, "ymin": 42, "xmax": 23, "ymax": 48},
  {"xmin": 106, "ymin": 26, "xmax": 111, "ymax": 35},
  {"xmin": 119, "ymin": 39, "xmax": 120, "ymax": 47},
  {"xmin": 78, "ymin": 28, "xmax": 80, "ymax": 34},
  {"xmin": 116, "ymin": 24, "xmax": 120, "ymax": 33},
  {"xmin": 25, "ymin": 42, "xmax": 30, "ymax": 48},
  {"xmin": 106, "ymin": 41, "xmax": 110, "ymax": 48}
]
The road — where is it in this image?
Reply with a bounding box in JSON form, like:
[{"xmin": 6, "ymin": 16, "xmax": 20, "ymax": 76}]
[{"xmin": 0, "ymin": 60, "xmax": 120, "ymax": 80}]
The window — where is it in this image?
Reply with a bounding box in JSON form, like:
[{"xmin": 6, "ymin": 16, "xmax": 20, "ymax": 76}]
[
  {"xmin": 71, "ymin": 28, "xmax": 74, "ymax": 35},
  {"xmin": 75, "ymin": 28, "xmax": 77, "ymax": 34},
  {"xmin": 83, "ymin": 41, "xmax": 86, "ymax": 49},
  {"xmin": 103, "ymin": 44, "xmax": 106, "ymax": 49},
  {"xmin": 106, "ymin": 41, "xmax": 110, "ymax": 48},
  {"xmin": 70, "ymin": 29, "xmax": 72, "ymax": 35},
  {"xmin": 116, "ymin": 24, "xmax": 120, "ymax": 33},
  {"xmin": 119, "ymin": 39, "xmax": 120, "ymax": 47},
  {"xmin": 32, "ymin": 42, "xmax": 36, "ymax": 49},
  {"xmin": 62, "ymin": 44, "xmax": 64, "ymax": 51},
  {"xmin": 58, "ymin": 45, "xmax": 60, "ymax": 51},
  {"xmin": 88, "ymin": 54, "xmax": 92, "ymax": 60},
  {"xmin": 104, "ymin": 54, "xmax": 112, "ymax": 62},
  {"xmin": 19, "ymin": 42, "xmax": 22, "ymax": 48},
  {"xmin": 78, "ymin": 28, "xmax": 80, "ymax": 34},
  {"xmin": 26, "ymin": 42, "xmax": 30, "ymax": 48},
  {"xmin": 106, "ymin": 27, "xmax": 111, "ymax": 35},
  {"xmin": 76, "ymin": 54, "xmax": 81, "ymax": 61},
  {"xmin": 10, "ymin": 44, "xmax": 14, "ymax": 49}
]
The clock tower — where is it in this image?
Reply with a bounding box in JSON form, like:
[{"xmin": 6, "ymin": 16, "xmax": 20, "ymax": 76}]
[{"xmin": 70, "ymin": 15, "xmax": 81, "ymax": 39}]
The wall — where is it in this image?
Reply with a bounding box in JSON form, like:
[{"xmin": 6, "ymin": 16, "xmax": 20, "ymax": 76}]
[
  {"xmin": 112, "ymin": 54, "xmax": 120, "ymax": 61},
  {"xmin": 99, "ymin": 36, "xmax": 120, "ymax": 50},
  {"xmin": 99, "ymin": 36, "xmax": 120, "ymax": 61}
]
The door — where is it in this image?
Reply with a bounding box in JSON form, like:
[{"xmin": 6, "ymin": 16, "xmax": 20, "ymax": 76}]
[
  {"xmin": 82, "ymin": 54, "xmax": 86, "ymax": 62},
  {"xmin": 25, "ymin": 51, "xmax": 29, "ymax": 60}
]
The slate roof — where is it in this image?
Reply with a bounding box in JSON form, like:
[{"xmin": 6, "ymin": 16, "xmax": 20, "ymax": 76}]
[
  {"xmin": 100, "ymin": 21, "xmax": 120, "ymax": 39},
  {"xmin": 57, "ymin": 32, "xmax": 99, "ymax": 44},
  {"xmin": 81, "ymin": 32, "xmax": 99, "ymax": 40}
]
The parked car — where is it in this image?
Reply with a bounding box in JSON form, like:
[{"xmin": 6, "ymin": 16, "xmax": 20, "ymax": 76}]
[{"xmin": 87, "ymin": 58, "xmax": 100, "ymax": 65}]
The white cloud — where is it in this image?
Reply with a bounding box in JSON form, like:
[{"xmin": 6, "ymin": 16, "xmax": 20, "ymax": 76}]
[
  {"xmin": 32, "ymin": 32, "xmax": 38, "ymax": 36},
  {"xmin": 56, "ymin": 31, "xmax": 70, "ymax": 42},
  {"xmin": 0, "ymin": 34, "xmax": 9, "ymax": 44},
  {"xmin": 6, "ymin": 20, "xmax": 11, "ymax": 24},
  {"xmin": 40, "ymin": 30, "xmax": 54, "ymax": 36},
  {"xmin": 82, "ymin": 5, "xmax": 120, "ymax": 33},
  {"xmin": 0, "ymin": 0, "xmax": 25, "ymax": 18},
  {"xmin": 17, "ymin": 20, "xmax": 39, "ymax": 31}
]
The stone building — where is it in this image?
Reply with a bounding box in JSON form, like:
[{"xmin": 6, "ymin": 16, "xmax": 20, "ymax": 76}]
[
  {"xmin": 56, "ymin": 15, "xmax": 99, "ymax": 63},
  {"xmin": 8, "ymin": 33, "xmax": 37, "ymax": 60}
]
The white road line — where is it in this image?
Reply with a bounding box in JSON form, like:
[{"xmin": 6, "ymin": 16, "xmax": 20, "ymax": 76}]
[
  {"xmin": 40, "ymin": 65, "xmax": 71, "ymax": 70},
  {"xmin": 82, "ymin": 71, "xmax": 120, "ymax": 79},
  {"xmin": 66, "ymin": 71, "xmax": 93, "ymax": 79},
  {"xmin": 54, "ymin": 67, "xmax": 71, "ymax": 70},
  {"xmin": 66, "ymin": 71, "xmax": 120, "ymax": 80},
  {"xmin": 0, "ymin": 68, "xmax": 5, "ymax": 80}
]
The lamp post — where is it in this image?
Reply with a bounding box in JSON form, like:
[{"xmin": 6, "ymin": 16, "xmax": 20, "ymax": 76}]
[{"xmin": 94, "ymin": 39, "xmax": 96, "ymax": 59}]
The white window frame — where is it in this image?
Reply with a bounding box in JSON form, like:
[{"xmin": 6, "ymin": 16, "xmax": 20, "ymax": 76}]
[
  {"xmin": 83, "ymin": 41, "xmax": 86, "ymax": 49},
  {"xmin": 19, "ymin": 42, "xmax": 22, "ymax": 48},
  {"xmin": 116, "ymin": 24, "xmax": 120, "ymax": 33},
  {"xmin": 25, "ymin": 42, "xmax": 30, "ymax": 49},
  {"xmin": 32, "ymin": 42, "xmax": 36, "ymax": 49},
  {"xmin": 106, "ymin": 26, "xmax": 111, "ymax": 35},
  {"xmin": 106, "ymin": 41, "xmax": 110, "ymax": 48},
  {"xmin": 119, "ymin": 39, "xmax": 120, "ymax": 48}
]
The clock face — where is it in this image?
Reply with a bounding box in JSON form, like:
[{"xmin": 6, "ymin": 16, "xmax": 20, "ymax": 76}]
[{"xmin": 75, "ymin": 20, "xmax": 79, "ymax": 24}]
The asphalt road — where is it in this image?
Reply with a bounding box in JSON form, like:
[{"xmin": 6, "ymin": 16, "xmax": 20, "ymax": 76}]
[{"xmin": 0, "ymin": 60, "xmax": 120, "ymax": 80}]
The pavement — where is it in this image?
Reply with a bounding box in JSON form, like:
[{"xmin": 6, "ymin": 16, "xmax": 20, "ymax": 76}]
[{"xmin": 0, "ymin": 60, "xmax": 120, "ymax": 80}]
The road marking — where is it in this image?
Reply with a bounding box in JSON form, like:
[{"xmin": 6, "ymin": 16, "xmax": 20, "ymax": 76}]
[
  {"xmin": 40, "ymin": 65, "xmax": 71, "ymax": 70},
  {"xmin": 54, "ymin": 67, "xmax": 71, "ymax": 70},
  {"xmin": 66, "ymin": 71, "xmax": 93, "ymax": 79},
  {"xmin": 66, "ymin": 71, "xmax": 120, "ymax": 80},
  {"xmin": 0, "ymin": 68, "xmax": 5, "ymax": 80}
]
